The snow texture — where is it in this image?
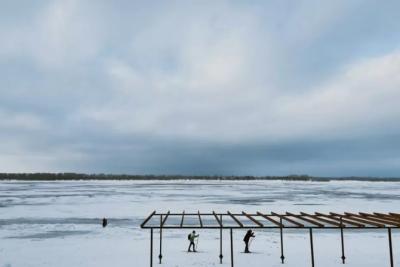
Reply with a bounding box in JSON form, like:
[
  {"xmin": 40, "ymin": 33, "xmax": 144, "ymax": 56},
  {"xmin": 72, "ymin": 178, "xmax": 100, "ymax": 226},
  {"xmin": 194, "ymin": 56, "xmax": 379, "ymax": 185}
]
[{"xmin": 0, "ymin": 180, "xmax": 399, "ymax": 267}]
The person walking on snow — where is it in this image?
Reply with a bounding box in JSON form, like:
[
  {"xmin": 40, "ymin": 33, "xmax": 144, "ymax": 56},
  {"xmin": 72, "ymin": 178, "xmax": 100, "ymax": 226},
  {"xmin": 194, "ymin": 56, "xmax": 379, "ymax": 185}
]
[
  {"xmin": 102, "ymin": 218, "xmax": 108, "ymax": 228},
  {"xmin": 188, "ymin": 230, "xmax": 199, "ymax": 252},
  {"xmin": 243, "ymin": 229, "xmax": 255, "ymax": 253}
]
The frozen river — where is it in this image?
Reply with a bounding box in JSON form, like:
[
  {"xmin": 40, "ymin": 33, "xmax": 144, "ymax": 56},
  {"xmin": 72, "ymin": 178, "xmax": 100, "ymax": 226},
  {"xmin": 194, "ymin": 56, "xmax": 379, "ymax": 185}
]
[{"xmin": 1, "ymin": 180, "xmax": 399, "ymax": 267}]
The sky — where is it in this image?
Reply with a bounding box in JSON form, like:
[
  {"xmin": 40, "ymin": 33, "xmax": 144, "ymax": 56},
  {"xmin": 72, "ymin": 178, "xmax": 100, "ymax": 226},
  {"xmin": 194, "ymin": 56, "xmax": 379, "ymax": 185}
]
[{"xmin": 1, "ymin": 0, "xmax": 400, "ymax": 177}]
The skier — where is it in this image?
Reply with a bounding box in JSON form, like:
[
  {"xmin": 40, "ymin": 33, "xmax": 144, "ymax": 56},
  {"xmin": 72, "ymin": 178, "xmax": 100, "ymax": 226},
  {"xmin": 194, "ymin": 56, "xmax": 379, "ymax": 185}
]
[
  {"xmin": 187, "ymin": 230, "xmax": 199, "ymax": 252},
  {"xmin": 243, "ymin": 229, "xmax": 255, "ymax": 253},
  {"xmin": 102, "ymin": 218, "xmax": 108, "ymax": 228}
]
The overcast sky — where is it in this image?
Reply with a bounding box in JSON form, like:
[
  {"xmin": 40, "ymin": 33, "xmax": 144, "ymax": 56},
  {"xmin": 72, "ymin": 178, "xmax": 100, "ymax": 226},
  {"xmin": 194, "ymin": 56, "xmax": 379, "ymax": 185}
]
[{"xmin": 1, "ymin": 0, "xmax": 400, "ymax": 176}]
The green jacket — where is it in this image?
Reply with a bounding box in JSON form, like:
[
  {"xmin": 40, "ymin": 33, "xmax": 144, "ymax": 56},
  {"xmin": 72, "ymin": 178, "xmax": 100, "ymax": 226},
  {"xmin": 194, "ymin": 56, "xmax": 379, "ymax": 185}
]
[{"xmin": 189, "ymin": 233, "xmax": 199, "ymax": 242}]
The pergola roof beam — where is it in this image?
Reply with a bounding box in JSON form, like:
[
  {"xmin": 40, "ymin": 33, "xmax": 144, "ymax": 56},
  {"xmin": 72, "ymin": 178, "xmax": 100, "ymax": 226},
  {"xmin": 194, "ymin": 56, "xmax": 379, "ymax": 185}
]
[
  {"xmin": 271, "ymin": 212, "xmax": 304, "ymax": 227},
  {"xmin": 373, "ymin": 212, "xmax": 400, "ymax": 222},
  {"xmin": 242, "ymin": 211, "xmax": 264, "ymax": 227},
  {"xmin": 315, "ymin": 212, "xmax": 364, "ymax": 227},
  {"xmin": 213, "ymin": 211, "xmax": 223, "ymax": 227},
  {"xmin": 141, "ymin": 210, "xmax": 156, "ymax": 228},
  {"xmin": 198, "ymin": 210, "xmax": 203, "ymax": 227},
  {"xmin": 140, "ymin": 211, "xmax": 400, "ymax": 229},
  {"xmin": 331, "ymin": 212, "xmax": 384, "ymax": 227},
  {"xmin": 358, "ymin": 213, "xmax": 400, "ymax": 227},
  {"xmin": 342, "ymin": 212, "xmax": 386, "ymax": 227},
  {"xmin": 180, "ymin": 211, "xmax": 185, "ymax": 227},
  {"xmin": 228, "ymin": 211, "xmax": 244, "ymax": 227},
  {"xmin": 286, "ymin": 212, "xmax": 325, "ymax": 227},
  {"xmin": 300, "ymin": 212, "xmax": 343, "ymax": 227},
  {"xmin": 161, "ymin": 211, "xmax": 170, "ymax": 227},
  {"xmin": 257, "ymin": 212, "xmax": 283, "ymax": 227}
]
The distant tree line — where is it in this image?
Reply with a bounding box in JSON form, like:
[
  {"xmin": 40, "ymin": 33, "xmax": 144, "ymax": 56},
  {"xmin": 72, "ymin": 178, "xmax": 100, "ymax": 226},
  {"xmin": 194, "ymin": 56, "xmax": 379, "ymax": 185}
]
[{"xmin": 0, "ymin": 173, "xmax": 399, "ymax": 182}]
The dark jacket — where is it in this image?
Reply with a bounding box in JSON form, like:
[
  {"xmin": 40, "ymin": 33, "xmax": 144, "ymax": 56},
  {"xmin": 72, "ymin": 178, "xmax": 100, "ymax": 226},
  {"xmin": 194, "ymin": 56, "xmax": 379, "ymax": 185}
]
[{"xmin": 243, "ymin": 231, "xmax": 255, "ymax": 242}]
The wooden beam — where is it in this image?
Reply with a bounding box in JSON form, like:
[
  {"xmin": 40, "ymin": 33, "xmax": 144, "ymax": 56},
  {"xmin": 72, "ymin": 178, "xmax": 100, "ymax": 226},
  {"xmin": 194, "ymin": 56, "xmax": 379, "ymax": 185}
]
[
  {"xmin": 271, "ymin": 212, "xmax": 304, "ymax": 227},
  {"xmin": 198, "ymin": 210, "xmax": 203, "ymax": 227},
  {"xmin": 227, "ymin": 211, "xmax": 243, "ymax": 227},
  {"xmin": 315, "ymin": 212, "xmax": 365, "ymax": 227},
  {"xmin": 374, "ymin": 212, "xmax": 400, "ymax": 222},
  {"xmin": 141, "ymin": 211, "xmax": 400, "ymax": 229},
  {"xmin": 342, "ymin": 212, "xmax": 385, "ymax": 227},
  {"xmin": 213, "ymin": 211, "xmax": 223, "ymax": 227},
  {"xmin": 161, "ymin": 211, "xmax": 170, "ymax": 227},
  {"xmin": 242, "ymin": 211, "xmax": 264, "ymax": 227},
  {"xmin": 257, "ymin": 212, "xmax": 283, "ymax": 227},
  {"xmin": 180, "ymin": 210, "xmax": 185, "ymax": 227},
  {"xmin": 166, "ymin": 213, "xmax": 214, "ymax": 216},
  {"xmin": 374, "ymin": 212, "xmax": 398, "ymax": 218},
  {"xmin": 141, "ymin": 210, "xmax": 156, "ymax": 228},
  {"xmin": 300, "ymin": 212, "xmax": 343, "ymax": 227},
  {"xmin": 358, "ymin": 213, "xmax": 400, "ymax": 227},
  {"xmin": 331, "ymin": 212, "xmax": 384, "ymax": 227},
  {"xmin": 287, "ymin": 212, "xmax": 324, "ymax": 227}
]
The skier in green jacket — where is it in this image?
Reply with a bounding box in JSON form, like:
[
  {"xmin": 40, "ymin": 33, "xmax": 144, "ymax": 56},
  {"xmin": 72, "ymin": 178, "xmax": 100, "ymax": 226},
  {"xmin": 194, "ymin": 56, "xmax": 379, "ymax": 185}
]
[{"xmin": 188, "ymin": 230, "xmax": 199, "ymax": 252}]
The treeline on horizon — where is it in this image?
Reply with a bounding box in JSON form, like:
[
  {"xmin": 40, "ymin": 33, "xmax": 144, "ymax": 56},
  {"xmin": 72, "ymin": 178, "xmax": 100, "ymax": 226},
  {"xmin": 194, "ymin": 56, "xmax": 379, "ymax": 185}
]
[{"xmin": 0, "ymin": 173, "xmax": 399, "ymax": 182}]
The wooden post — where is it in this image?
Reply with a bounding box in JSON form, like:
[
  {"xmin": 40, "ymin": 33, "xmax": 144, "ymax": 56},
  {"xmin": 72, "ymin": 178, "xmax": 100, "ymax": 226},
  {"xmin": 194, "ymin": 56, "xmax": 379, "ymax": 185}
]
[
  {"xmin": 159, "ymin": 215, "xmax": 163, "ymax": 264},
  {"xmin": 310, "ymin": 228, "xmax": 315, "ymax": 267},
  {"xmin": 388, "ymin": 228, "xmax": 394, "ymax": 267},
  {"xmin": 220, "ymin": 214, "xmax": 223, "ymax": 264},
  {"xmin": 230, "ymin": 228, "xmax": 234, "ymax": 267},
  {"xmin": 150, "ymin": 228, "xmax": 153, "ymax": 267},
  {"xmin": 280, "ymin": 218, "xmax": 285, "ymax": 264},
  {"xmin": 340, "ymin": 217, "xmax": 345, "ymax": 264}
]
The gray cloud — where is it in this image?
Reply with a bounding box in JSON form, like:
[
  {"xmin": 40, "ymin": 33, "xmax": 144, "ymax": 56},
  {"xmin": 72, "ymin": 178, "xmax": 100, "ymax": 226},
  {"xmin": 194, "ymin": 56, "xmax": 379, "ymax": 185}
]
[{"xmin": 1, "ymin": 0, "xmax": 400, "ymax": 176}]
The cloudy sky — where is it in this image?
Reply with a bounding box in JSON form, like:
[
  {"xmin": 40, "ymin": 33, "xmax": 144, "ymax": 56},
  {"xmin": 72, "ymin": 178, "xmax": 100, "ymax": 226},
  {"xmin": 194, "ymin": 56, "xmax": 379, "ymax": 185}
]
[{"xmin": 1, "ymin": 0, "xmax": 400, "ymax": 176}]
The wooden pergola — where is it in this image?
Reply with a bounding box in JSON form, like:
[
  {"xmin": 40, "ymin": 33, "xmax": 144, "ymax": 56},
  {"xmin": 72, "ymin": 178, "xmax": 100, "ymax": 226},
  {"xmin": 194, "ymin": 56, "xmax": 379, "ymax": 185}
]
[{"xmin": 141, "ymin": 211, "xmax": 399, "ymax": 267}]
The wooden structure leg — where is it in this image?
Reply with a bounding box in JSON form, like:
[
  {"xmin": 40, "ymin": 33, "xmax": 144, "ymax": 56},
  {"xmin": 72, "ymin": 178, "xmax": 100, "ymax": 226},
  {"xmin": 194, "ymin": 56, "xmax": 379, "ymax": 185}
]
[
  {"xmin": 340, "ymin": 227, "xmax": 346, "ymax": 264},
  {"xmin": 310, "ymin": 229, "xmax": 315, "ymax": 267},
  {"xmin": 220, "ymin": 215, "xmax": 223, "ymax": 263},
  {"xmin": 230, "ymin": 228, "xmax": 234, "ymax": 267},
  {"xmin": 280, "ymin": 218, "xmax": 285, "ymax": 264},
  {"xmin": 388, "ymin": 228, "xmax": 394, "ymax": 267},
  {"xmin": 159, "ymin": 215, "xmax": 163, "ymax": 264},
  {"xmin": 150, "ymin": 229, "xmax": 153, "ymax": 267}
]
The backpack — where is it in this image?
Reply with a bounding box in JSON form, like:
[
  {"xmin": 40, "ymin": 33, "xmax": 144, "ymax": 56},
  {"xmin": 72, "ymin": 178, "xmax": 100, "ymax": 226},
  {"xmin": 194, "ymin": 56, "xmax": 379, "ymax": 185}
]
[{"xmin": 188, "ymin": 234, "xmax": 191, "ymax": 240}]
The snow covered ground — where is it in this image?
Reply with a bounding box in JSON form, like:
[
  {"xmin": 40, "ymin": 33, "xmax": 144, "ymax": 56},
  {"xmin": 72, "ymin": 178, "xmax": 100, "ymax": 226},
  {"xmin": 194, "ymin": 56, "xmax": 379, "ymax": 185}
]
[{"xmin": 0, "ymin": 180, "xmax": 399, "ymax": 267}]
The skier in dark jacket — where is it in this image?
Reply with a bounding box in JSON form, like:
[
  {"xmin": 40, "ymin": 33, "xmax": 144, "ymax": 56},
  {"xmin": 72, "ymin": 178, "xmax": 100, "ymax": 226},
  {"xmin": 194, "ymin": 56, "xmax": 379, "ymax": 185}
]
[
  {"xmin": 243, "ymin": 230, "xmax": 255, "ymax": 253},
  {"xmin": 102, "ymin": 218, "xmax": 108, "ymax": 228}
]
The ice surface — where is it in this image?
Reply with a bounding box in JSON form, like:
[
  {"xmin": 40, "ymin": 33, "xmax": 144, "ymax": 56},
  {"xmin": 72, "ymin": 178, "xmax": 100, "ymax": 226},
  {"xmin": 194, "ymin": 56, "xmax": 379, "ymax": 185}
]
[{"xmin": 0, "ymin": 180, "xmax": 399, "ymax": 267}]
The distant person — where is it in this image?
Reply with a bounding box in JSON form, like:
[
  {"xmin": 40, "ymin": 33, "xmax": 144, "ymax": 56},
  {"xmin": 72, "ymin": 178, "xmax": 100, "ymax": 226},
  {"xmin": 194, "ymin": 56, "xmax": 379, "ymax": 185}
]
[
  {"xmin": 243, "ymin": 229, "xmax": 255, "ymax": 253},
  {"xmin": 102, "ymin": 218, "xmax": 108, "ymax": 228},
  {"xmin": 187, "ymin": 230, "xmax": 199, "ymax": 252}
]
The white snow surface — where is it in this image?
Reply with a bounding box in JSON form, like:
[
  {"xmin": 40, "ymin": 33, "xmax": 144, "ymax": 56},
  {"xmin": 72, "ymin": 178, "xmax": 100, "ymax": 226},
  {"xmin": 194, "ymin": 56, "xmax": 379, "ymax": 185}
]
[{"xmin": 0, "ymin": 180, "xmax": 399, "ymax": 267}]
